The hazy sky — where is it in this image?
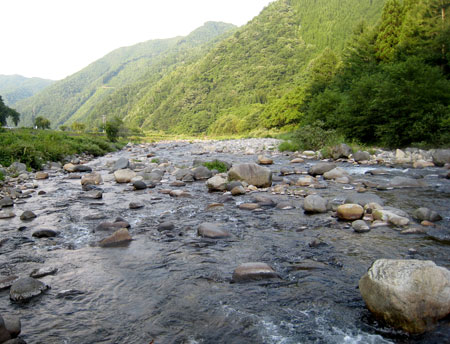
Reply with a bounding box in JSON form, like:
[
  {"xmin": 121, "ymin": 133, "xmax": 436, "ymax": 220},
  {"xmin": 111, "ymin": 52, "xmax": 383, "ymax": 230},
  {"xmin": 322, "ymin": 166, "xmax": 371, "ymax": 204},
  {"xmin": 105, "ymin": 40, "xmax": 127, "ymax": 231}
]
[{"xmin": 1, "ymin": 0, "xmax": 273, "ymax": 80}]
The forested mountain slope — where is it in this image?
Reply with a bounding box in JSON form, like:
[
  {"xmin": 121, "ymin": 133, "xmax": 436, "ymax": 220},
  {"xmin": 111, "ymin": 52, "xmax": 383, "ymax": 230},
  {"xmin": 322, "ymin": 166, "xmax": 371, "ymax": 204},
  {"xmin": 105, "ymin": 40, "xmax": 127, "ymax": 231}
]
[
  {"xmin": 14, "ymin": 21, "xmax": 236, "ymax": 128},
  {"xmin": 0, "ymin": 75, "xmax": 54, "ymax": 106}
]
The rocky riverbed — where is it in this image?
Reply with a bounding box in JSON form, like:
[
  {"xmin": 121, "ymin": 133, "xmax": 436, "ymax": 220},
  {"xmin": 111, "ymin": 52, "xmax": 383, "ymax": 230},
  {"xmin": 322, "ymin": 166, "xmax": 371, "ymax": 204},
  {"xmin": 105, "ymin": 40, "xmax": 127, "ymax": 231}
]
[{"xmin": 0, "ymin": 138, "xmax": 449, "ymax": 343}]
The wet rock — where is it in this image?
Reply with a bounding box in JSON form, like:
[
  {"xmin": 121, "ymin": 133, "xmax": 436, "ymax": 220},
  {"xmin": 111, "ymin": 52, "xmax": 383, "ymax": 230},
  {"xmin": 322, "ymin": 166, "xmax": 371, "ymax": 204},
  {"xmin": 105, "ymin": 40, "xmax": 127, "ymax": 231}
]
[
  {"xmin": 198, "ymin": 223, "xmax": 231, "ymax": 239},
  {"xmin": 73, "ymin": 165, "xmax": 92, "ymax": 173},
  {"xmin": 276, "ymin": 201, "xmax": 294, "ymax": 210},
  {"xmin": 10, "ymin": 277, "xmax": 49, "ymax": 302},
  {"xmin": 99, "ymin": 228, "xmax": 132, "ymax": 247},
  {"xmin": 232, "ymin": 262, "xmax": 278, "ymax": 282},
  {"xmin": 432, "ymin": 149, "xmax": 450, "ymax": 166},
  {"xmin": 413, "ymin": 160, "xmax": 434, "ymax": 169},
  {"xmin": 132, "ymin": 180, "xmax": 147, "ymax": 190},
  {"xmin": 56, "ymin": 289, "xmax": 85, "ymax": 299},
  {"xmin": 96, "ymin": 220, "xmax": 130, "ymax": 232},
  {"xmin": 0, "ymin": 315, "xmax": 11, "ymax": 343},
  {"xmin": 3, "ymin": 316, "xmax": 21, "ymax": 339},
  {"xmin": 0, "ymin": 197, "xmax": 14, "ymax": 207},
  {"xmin": 231, "ymin": 185, "xmax": 246, "ymax": 196},
  {"xmin": 308, "ymin": 162, "xmax": 336, "ymax": 176},
  {"xmin": 426, "ymin": 227, "xmax": 450, "ymax": 243},
  {"xmin": 157, "ymin": 222, "xmax": 175, "ymax": 232},
  {"xmin": 352, "ymin": 220, "xmax": 370, "ymax": 233},
  {"xmin": 331, "ymin": 143, "xmax": 352, "ymax": 160},
  {"xmin": 412, "ymin": 207, "xmax": 442, "ymax": 222},
  {"xmin": 129, "ymin": 202, "xmax": 144, "ymax": 209},
  {"xmin": 257, "ymin": 155, "xmax": 273, "ymax": 165},
  {"xmin": 35, "ymin": 172, "xmax": 49, "ymax": 180},
  {"xmin": 170, "ymin": 181, "xmax": 186, "ymax": 187},
  {"xmin": 114, "ymin": 169, "xmax": 136, "ymax": 183},
  {"xmin": 359, "ymin": 259, "xmax": 450, "ymax": 334},
  {"xmin": 366, "ymin": 169, "xmax": 389, "ymax": 176},
  {"xmin": 0, "ymin": 276, "xmax": 19, "ymax": 290},
  {"xmin": 169, "ymin": 190, "xmax": 191, "ymax": 197},
  {"xmin": 113, "ymin": 157, "xmax": 129, "ymax": 171},
  {"xmin": 228, "ymin": 163, "xmax": 272, "ymax": 188},
  {"xmin": 81, "ymin": 172, "xmax": 102, "ymax": 186},
  {"xmin": 353, "ymin": 151, "xmax": 371, "ymax": 162},
  {"xmin": 81, "ymin": 190, "xmax": 103, "ymax": 199},
  {"xmin": 238, "ymin": 203, "xmax": 260, "ymax": 211},
  {"xmin": 290, "ymin": 158, "xmax": 304, "ymax": 164},
  {"xmin": 373, "ymin": 209, "xmax": 409, "ymax": 227},
  {"xmin": 296, "ymin": 175, "xmax": 316, "ymax": 186},
  {"xmin": 0, "ymin": 211, "xmax": 16, "ymax": 219},
  {"xmin": 389, "ymin": 176, "xmax": 427, "ymax": 188},
  {"xmin": 174, "ymin": 168, "xmax": 193, "ymax": 181},
  {"xmin": 63, "ymin": 163, "xmax": 76, "ymax": 172},
  {"xmin": 206, "ymin": 174, "xmax": 228, "ymax": 192},
  {"xmin": 303, "ymin": 195, "xmax": 328, "ymax": 213},
  {"xmin": 344, "ymin": 193, "xmax": 384, "ymax": 207},
  {"xmin": 323, "ymin": 167, "xmax": 348, "ymax": 180},
  {"xmin": 30, "ymin": 267, "xmax": 58, "ymax": 278},
  {"xmin": 32, "ymin": 229, "xmax": 59, "ymax": 238},
  {"xmin": 253, "ymin": 195, "xmax": 276, "ymax": 207},
  {"xmin": 337, "ymin": 204, "xmax": 364, "ymax": 220},
  {"xmin": 19, "ymin": 211, "xmax": 36, "ymax": 221},
  {"xmin": 192, "ymin": 166, "xmax": 213, "ymax": 180},
  {"xmin": 8, "ymin": 162, "xmax": 26, "ymax": 174}
]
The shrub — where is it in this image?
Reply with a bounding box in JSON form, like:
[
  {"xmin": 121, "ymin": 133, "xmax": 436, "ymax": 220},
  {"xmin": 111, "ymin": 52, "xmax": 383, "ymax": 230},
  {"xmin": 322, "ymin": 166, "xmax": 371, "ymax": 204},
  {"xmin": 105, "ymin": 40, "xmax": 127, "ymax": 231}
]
[{"xmin": 203, "ymin": 160, "xmax": 228, "ymax": 173}]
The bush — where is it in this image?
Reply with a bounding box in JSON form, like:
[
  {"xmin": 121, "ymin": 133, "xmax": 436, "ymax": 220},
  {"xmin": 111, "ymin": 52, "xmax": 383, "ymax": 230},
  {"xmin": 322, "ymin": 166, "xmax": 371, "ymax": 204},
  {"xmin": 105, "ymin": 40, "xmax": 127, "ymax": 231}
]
[
  {"xmin": 105, "ymin": 117, "xmax": 123, "ymax": 142},
  {"xmin": 203, "ymin": 160, "xmax": 228, "ymax": 173}
]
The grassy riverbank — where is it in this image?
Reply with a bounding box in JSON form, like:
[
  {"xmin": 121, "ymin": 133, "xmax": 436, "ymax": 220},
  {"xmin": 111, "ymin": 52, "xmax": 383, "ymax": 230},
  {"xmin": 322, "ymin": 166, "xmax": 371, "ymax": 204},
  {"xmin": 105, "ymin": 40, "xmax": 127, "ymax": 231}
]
[{"xmin": 0, "ymin": 128, "xmax": 124, "ymax": 170}]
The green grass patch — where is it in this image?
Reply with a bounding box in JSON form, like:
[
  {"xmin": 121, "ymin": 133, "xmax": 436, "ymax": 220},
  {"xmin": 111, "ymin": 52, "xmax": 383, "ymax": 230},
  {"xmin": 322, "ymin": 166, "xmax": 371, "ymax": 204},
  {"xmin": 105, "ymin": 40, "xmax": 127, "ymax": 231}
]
[
  {"xmin": 0, "ymin": 128, "xmax": 125, "ymax": 170},
  {"xmin": 202, "ymin": 160, "xmax": 228, "ymax": 173},
  {"xmin": 151, "ymin": 158, "xmax": 160, "ymax": 164},
  {"xmin": 0, "ymin": 170, "xmax": 4, "ymax": 181}
]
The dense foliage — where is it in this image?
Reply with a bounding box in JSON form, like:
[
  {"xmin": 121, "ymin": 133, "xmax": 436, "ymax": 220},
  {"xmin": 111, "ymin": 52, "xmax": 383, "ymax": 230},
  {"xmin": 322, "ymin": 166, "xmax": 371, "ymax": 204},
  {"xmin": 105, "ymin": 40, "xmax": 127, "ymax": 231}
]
[
  {"xmin": 0, "ymin": 75, "xmax": 54, "ymax": 106},
  {"xmin": 0, "ymin": 95, "xmax": 19, "ymax": 126},
  {"xmin": 0, "ymin": 129, "xmax": 123, "ymax": 169}
]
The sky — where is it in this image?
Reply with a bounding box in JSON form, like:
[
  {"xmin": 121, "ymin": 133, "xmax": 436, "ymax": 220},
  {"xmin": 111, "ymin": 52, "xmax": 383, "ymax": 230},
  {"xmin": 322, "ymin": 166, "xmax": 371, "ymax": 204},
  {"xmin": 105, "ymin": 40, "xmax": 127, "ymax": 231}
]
[{"xmin": 1, "ymin": 0, "xmax": 273, "ymax": 80}]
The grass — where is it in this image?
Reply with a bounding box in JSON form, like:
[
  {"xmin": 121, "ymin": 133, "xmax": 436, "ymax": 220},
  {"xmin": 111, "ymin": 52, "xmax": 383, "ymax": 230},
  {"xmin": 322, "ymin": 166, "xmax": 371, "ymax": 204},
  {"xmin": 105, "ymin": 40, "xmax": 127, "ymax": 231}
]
[
  {"xmin": 151, "ymin": 158, "xmax": 160, "ymax": 164},
  {"xmin": 203, "ymin": 160, "xmax": 228, "ymax": 173},
  {"xmin": 0, "ymin": 128, "xmax": 125, "ymax": 170},
  {"xmin": 0, "ymin": 170, "xmax": 4, "ymax": 181}
]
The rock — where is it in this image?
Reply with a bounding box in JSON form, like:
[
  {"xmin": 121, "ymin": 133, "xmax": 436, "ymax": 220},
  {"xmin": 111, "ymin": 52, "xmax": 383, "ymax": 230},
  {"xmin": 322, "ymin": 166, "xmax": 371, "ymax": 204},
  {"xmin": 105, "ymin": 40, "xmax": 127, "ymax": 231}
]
[
  {"xmin": 20, "ymin": 211, "xmax": 36, "ymax": 221},
  {"xmin": 352, "ymin": 220, "xmax": 370, "ymax": 233},
  {"xmin": 412, "ymin": 207, "xmax": 442, "ymax": 222},
  {"xmin": 8, "ymin": 162, "xmax": 26, "ymax": 174},
  {"xmin": 129, "ymin": 202, "xmax": 144, "ymax": 209},
  {"xmin": 353, "ymin": 151, "xmax": 371, "ymax": 162},
  {"xmin": 0, "ymin": 197, "xmax": 14, "ymax": 207},
  {"xmin": 30, "ymin": 267, "xmax": 58, "ymax": 278},
  {"xmin": 81, "ymin": 190, "xmax": 103, "ymax": 199},
  {"xmin": 373, "ymin": 209, "xmax": 409, "ymax": 227},
  {"xmin": 81, "ymin": 172, "xmax": 102, "ymax": 186},
  {"xmin": 232, "ymin": 262, "xmax": 278, "ymax": 282},
  {"xmin": 303, "ymin": 195, "xmax": 328, "ymax": 213},
  {"xmin": 99, "ymin": 228, "xmax": 132, "ymax": 247},
  {"xmin": 432, "ymin": 149, "xmax": 450, "ymax": 166},
  {"xmin": 344, "ymin": 193, "xmax": 384, "ymax": 207},
  {"xmin": 323, "ymin": 167, "xmax": 348, "ymax": 180},
  {"xmin": 169, "ymin": 190, "xmax": 191, "ymax": 197},
  {"xmin": 303, "ymin": 150, "xmax": 316, "ymax": 157},
  {"xmin": 238, "ymin": 203, "xmax": 261, "ymax": 211},
  {"xmin": 63, "ymin": 163, "xmax": 76, "ymax": 172},
  {"xmin": 198, "ymin": 223, "xmax": 231, "ymax": 239},
  {"xmin": 337, "ymin": 204, "xmax": 364, "ymax": 220},
  {"xmin": 193, "ymin": 166, "xmax": 213, "ymax": 180},
  {"xmin": 413, "ymin": 160, "xmax": 434, "ymax": 168},
  {"xmin": 228, "ymin": 163, "xmax": 272, "ymax": 188},
  {"xmin": 113, "ymin": 157, "xmax": 129, "ymax": 171},
  {"xmin": 206, "ymin": 174, "xmax": 228, "ymax": 192},
  {"xmin": 426, "ymin": 227, "xmax": 450, "ymax": 243},
  {"xmin": 0, "ymin": 315, "xmax": 11, "ymax": 343},
  {"xmin": 157, "ymin": 222, "xmax": 175, "ymax": 232},
  {"xmin": 296, "ymin": 175, "xmax": 316, "ymax": 186},
  {"xmin": 132, "ymin": 180, "xmax": 147, "ymax": 190},
  {"xmin": 257, "ymin": 155, "xmax": 273, "ymax": 165},
  {"xmin": 308, "ymin": 162, "xmax": 336, "ymax": 176},
  {"xmin": 231, "ymin": 185, "xmax": 246, "ymax": 196},
  {"xmin": 3, "ymin": 316, "xmax": 21, "ymax": 338},
  {"xmin": 174, "ymin": 168, "xmax": 193, "ymax": 181},
  {"xmin": 0, "ymin": 276, "xmax": 19, "ymax": 290},
  {"xmin": 170, "ymin": 181, "xmax": 186, "ymax": 187},
  {"xmin": 35, "ymin": 171, "xmax": 49, "ymax": 180},
  {"xmin": 114, "ymin": 169, "xmax": 136, "ymax": 183},
  {"xmin": 359, "ymin": 259, "xmax": 450, "ymax": 334},
  {"xmin": 0, "ymin": 211, "xmax": 16, "ymax": 219},
  {"xmin": 32, "ymin": 229, "xmax": 59, "ymax": 238},
  {"xmin": 390, "ymin": 176, "xmax": 427, "ymax": 188},
  {"xmin": 366, "ymin": 169, "xmax": 389, "ymax": 176},
  {"xmin": 276, "ymin": 201, "xmax": 294, "ymax": 210},
  {"xmin": 73, "ymin": 164, "xmax": 92, "ymax": 173},
  {"xmin": 290, "ymin": 158, "xmax": 304, "ymax": 163},
  {"xmin": 331, "ymin": 143, "xmax": 352, "ymax": 159},
  {"xmin": 10, "ymin": 277, "xmax": 49, "ymax": 302},
  {"xmin": 96, "ymin": 220, "xmax": 130, "ymax": 232}
]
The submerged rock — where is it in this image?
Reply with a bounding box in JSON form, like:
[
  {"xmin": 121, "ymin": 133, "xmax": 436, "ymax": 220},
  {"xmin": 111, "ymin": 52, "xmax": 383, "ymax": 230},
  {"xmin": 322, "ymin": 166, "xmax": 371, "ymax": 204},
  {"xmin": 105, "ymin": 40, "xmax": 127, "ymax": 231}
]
[
  {"xmin": 359, "ymin": 259, "xmax": 450, "ymax": 334},
  {"xmin": 10, "ymin": 277, "xmax": 49, "ymax": 302},
  {"xmin": 232, "ymin": 262, "xmax": 278, "ymax": 282}
]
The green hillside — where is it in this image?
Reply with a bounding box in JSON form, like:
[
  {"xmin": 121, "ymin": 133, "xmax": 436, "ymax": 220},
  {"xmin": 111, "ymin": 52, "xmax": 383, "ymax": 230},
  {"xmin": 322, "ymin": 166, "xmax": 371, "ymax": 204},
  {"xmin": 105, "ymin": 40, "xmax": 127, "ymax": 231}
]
[
  {"xmin": 115, "ymin": 0, "xmax": 386, "ymax": 134},
  {"xmin": 15, "ymin": 21, "xmax": 236, "ymax": 128},
  {"xmin": 0, "ymin": 75, "xmax": 54, "ymax": 106}
]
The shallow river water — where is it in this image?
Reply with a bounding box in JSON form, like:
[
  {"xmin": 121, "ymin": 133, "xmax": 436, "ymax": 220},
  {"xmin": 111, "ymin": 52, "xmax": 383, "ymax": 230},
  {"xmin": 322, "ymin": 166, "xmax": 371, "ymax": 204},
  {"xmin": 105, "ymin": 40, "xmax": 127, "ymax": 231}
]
[{"xmin": 0, "ymin": 140, "xmax": 449, "ymax": 344}]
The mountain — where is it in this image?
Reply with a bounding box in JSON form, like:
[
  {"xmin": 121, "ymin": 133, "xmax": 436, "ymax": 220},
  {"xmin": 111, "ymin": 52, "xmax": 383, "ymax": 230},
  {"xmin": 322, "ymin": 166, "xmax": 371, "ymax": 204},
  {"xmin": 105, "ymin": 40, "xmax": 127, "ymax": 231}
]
[
  {"xmin": 97, "ymin": 0, "xmax": 387, "ymax": 134},
  {"xmin": 0, "ymin": 75, "xmax": 54, "ymax": 106},
  {"xmin": 14, "ymin": 21, "xmax": 236, "ymax": 128}
]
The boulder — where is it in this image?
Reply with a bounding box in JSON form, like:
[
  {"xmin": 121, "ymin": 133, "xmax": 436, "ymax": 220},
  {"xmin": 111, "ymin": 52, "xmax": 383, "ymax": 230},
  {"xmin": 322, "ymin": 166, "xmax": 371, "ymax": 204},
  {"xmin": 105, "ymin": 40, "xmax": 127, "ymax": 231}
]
[
  {"xmin": 10, "ymin": 277, "xmax": 49, "ymax": 302},
  {"xmin": 3, "ymin": 316, "xmax": 21, "ymax": 338},
  {"xmin": 413, "ymin": 207, "xmax": 442, "ymax": 222},
  {"xmin": 129, "ymin": 202, "xmax": 144, "ymax": 209},
  {"xmin": 0, "ymin": 315, "xmax": 11, "ymax": 343},
  {"xmin": 232, "ymin": 262, "xmax": 278, "ymax": 282},
  {"xmin": 174, "ymin": 168, "xmax": 193, "ymax": 181},
  {"xmin": 231, "ymin": 185, "xmax": 246, "ymax": 196},
  {"xmin": 413, "ymin": 160, "xmax": 434, "ymax": 169},
  {"xmin": 359, "ymin": 259, "xmax": 450, "ymax": 334},
  {"xmin": 63, "ymin": 163, "xmax": 76, "ymax": 172},
  {"xmin": 8, "ymin": 162, "xmax": 26, "ymax": 174},
  {"xmin": 32, "ymin": 229, "xmax": 59, "ymax": 238},
  {"xmin": 290, "ymin": 158, "xmax": 304, "ymax": 163},
  {"xmin": 20, "ymin": 211, "xmax": 36, "ymax": 221},
  {"xmin": 35, "ymin": 172, "xmax": 49, "ymax": 180},
  {"xmin": 157, "ymin": 222, "xmax": 175, "ymax": 232},
  {"xmin": 303, "ymin": 195, "xmax": 328, "ymax": 213},
  {"xmin": 323, "ymin": 167, "xmax": 348, "ymax": 180},
  {"xmin": 257, "ymin": 155, "xmax": 273, "ymax": 165},
  {"xmin": 96, "ymin": 220, "xmax": 130, "ymax": 232},
  {"xmin": 352, "ymin": 220, "xmax": 370, "ymax": 233},
  {"xmin": 353, "ymin": 151, "xmax": 371, "ymax": 162},
  {"xmin": 228, "ymin": 163, "xmax": 272, "ymax": 188},
  {"xmin": 331, "ymin": 143, "xmax": 352, "ymax": 160},
  {"xmin": 193, "ymin": 166, "xmax": 213, "ymax": 180},
  {"xmin": 432, "ymin": 149, "xmax": 450, "ymax": 166},
  {"xmin": 337, "ymin": 204, "xmax": 364, "ymax": 220},
  {"xmin": 81, "ymin": 172, "xmax": 103, "ymax": 186},
  {"xmin": 206, "ymin": 175, "xmax": 228, "ymax": 192},
  {"xmin": 0, "ymin": 197, "xmax": 14, "ymax": 207},
  {"xmin": 308, "ymin": 162, "xmax": 336, "ymax": 176},
  {"xmin": 296, "ymin": 175, "xmax": 316, "ymax": 186},
  {"xmin": 99, "ymin": 228, "xmax": 132, "ymax": 247},
  {"xmin": 113, "ymin": 157, "xmax": 129, "ymax": 171},
  {"xmin": 198, "ymin": 223, "xmax": 231, "ymax": 239},
  {"xmin": 114, "ymin": 169, "xmax": 136, "ymax": 183},
  {"xmin": 73, "ymin": 165, "xmax": 92, "ymax": 173}
]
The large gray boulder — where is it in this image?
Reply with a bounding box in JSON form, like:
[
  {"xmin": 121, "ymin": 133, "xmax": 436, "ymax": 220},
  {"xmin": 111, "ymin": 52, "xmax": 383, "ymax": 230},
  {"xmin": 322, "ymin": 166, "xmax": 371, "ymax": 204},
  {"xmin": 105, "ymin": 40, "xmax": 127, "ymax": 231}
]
[
  {"xmin": 308, "ymin": 162, "xmax": 336, "ymax": 176},
  {"xmin": 192, "ymin": 166, "xmax": 213, "ymax": 180},
  {"xmin": 0, "ymin": 315, "xmax": 11, "ymax": 343},
  {"xmin": 353, "ymin": 151, "xmax": 371, "ymax": 162},
  {"xmin": 331, "ymin": 143, "xmax": 352, "ymax": 160},
  {"xmin": 114, "ymin": 169, "xmax": 136, "ymax": 183},
  {"xmin": 228, "ymin": 163, "xmax": 272, "ymax": 188},
  {"xmin": 113, "ymin": 157, "xmax": 129, "ymax": 171},
  {"xmin": 359, "ymin": 259, "xmax": 450, "ymax": 334},
  {"xmin": 432, "ymin": 149, "xmax": 450, "ymax": 166},
  {"xmin": 303, "ymin": 195, "xmax": 328, "ymax": 213}
]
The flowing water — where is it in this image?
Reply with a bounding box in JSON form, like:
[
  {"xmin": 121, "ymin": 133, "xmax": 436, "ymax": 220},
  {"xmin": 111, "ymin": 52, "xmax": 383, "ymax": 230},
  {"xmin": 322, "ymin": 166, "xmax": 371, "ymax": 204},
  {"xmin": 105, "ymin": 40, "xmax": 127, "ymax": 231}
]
[{"xmin": 0, "ymin": 141, "xmax": 449, "ymax": 344}]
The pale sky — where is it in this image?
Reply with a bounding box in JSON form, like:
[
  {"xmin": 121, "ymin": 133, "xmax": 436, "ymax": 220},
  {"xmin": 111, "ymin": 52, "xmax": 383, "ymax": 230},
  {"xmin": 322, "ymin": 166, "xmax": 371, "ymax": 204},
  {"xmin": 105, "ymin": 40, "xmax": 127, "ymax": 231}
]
[{"xmin": 1, "ymin": 0, "xmax": 273, "ymax": 80}]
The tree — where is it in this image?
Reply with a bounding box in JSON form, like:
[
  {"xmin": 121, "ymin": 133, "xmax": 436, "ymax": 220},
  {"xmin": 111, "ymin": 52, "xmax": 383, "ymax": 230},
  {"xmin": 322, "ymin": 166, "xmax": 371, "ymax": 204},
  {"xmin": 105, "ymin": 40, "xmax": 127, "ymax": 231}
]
[
  {"xmin": 59, "ymin": 125, "xmax": 68, "ymax": 131},
  {"xmin": 34, "ymin": 116, "xmax": 51, "ymax": 129},
  {"xmin": 105, "ymin": 116, "xmax": 123, "ymax": 142},
  {"xmin": 71, "ymin": 122, "xmax": 86, "ymax": 132},
  {"xmin": 0, "ymin": 95, "xmax": 20, "ymax": 126}
]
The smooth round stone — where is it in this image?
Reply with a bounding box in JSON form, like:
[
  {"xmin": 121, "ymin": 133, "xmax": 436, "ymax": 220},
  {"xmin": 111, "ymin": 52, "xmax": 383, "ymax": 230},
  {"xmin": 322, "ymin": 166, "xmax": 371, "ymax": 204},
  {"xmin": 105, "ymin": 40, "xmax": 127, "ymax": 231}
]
[
  {"xmin": 0, "ymin": 211, "xmax": 16, "ymax": 219},
  {"xmin": 231, "ymin": 185, "xmax": 246, "ymax": 196},
  {"xmin": 303, "ymin": 195, "xmax": 327, "ymax": 213},
  {"xmin": 129, "ymin": 202, "xmax": 144, "ymax": 209},
  {"xmin": 290, "ymin": 158, "xmax": 304, "ymax": 163},
  {"xmin": 232, "ymin": 262, "xmax": 278, "ymax": 282},
  {"xmin": 98, "ymin": 228, "xmax": 132, "ymax": 247},
  {"xmin": 238, "ymin": 203, "xmax": 261, "ymax": 211},
  {"xmin": 10, "ymin": 277, "xmax": 49, "ymax": 302},
  {"xmin": 337, "ymin": 204, "xmax": 364, "ymax": 220},
  {"xmin": 170, "ymin": 180, "xmax": 186, "ymax": 187},
  {"xmin": 198, "ymin": 223, "xmax": 231, "ymax": 239},
  {"xmin": 352, "ymin": 220, "xmax": 370, "ymax": 233},
  {"xmin": 257, "ymin": 155, "xmax": 273, "ymax": 165},
  {"xmin": 132, "ymin": 180, "xmax": 147, "ymax": 190},
  {"xmin": 157, "ymin": 222, "xmax": 175, "ymax": 232},
  {"xmin": 35, "ymin": 171, "xmax": 49, "ymax": 180},
  {"xmin": 0, "ymin": 315, "xmax": 11, "ymax": 343},
  {"xmin": 32, "ymin": 229, "xmax": 59, "ymax": 238},
  {"xmin": 3, "ymin": 315, "xmax": 21, "ymax": 339}
]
